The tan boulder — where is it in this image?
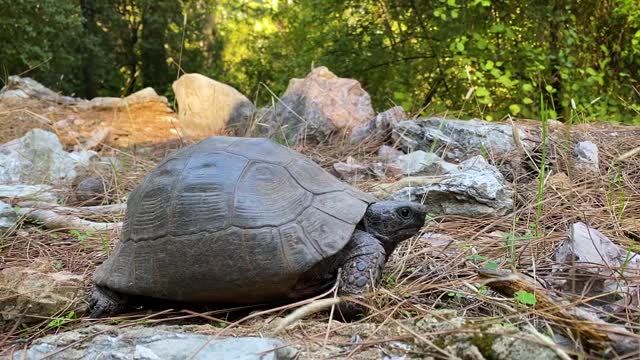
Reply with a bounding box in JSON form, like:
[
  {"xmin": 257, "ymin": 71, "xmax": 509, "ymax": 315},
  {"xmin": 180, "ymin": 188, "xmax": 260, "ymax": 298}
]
[
  {"xmin": 172, "ymin": 73, "xmax": 256, "ymax": 139},
  {"xmin": 0, "ymin": 259, "xmax": 86, "ymax": 330},
  {"xmin": 256, "ymin": 66, "xmax": 375, "ymax": 144}
]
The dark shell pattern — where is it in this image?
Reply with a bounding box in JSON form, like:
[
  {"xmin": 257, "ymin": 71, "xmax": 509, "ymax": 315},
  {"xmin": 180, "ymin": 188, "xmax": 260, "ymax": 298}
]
[{"xmin": 94, "ymin": 137, "xmax": 376, "ymax": 304}]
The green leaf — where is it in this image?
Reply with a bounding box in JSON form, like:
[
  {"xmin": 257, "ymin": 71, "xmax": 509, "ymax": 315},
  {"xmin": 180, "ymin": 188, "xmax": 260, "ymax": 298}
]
[
  {"xmin": 514, "ymin": 290, "xmax": 537, "ymax": 305},
  {"xmin": 484, "ymin": 60, "xmax": 494, "ymax": 70},
  {"xmin": 483, "ymin": 261, "xmax": 500, "ymax": 270},
  {"xmin": 544, "ymin": 85, "xmax": 556, "ymax": 93},
  {"xmin": 456, "ymin": 42, "xmax": 465, "ymax": 52},
  {"xmin": 523, "ymin": 97, "xmax": 534, "ymax": 104},
  {"xmin": 522, "ymin": 84, "xmax": 534, "ymax": 92},
  {"xmin": 475, "ymin": 87, "xmax": 490, "ymax": 97},
  {"xmin": 509, "ymin": 104, "xmax": 521, "ymax": 115},
  {"xmin": 447, "ymin": 0, "xmax": 457, "ymax": 6},
  {"xmin": 467, "ymin": 254, "xmax": 488, "ymax": 262}
]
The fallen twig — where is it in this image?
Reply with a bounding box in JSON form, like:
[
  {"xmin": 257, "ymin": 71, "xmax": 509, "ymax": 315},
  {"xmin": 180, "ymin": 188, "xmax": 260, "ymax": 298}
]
[{"xmin": 273, "ymin": 298, "xmax": 342, "ymax": 334}]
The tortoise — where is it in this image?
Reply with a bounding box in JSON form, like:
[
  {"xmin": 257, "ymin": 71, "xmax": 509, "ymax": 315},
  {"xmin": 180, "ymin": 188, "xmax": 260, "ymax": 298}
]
[{"xmin": 90, "ymin": 136, "xmax": 427, "ymax": 319}]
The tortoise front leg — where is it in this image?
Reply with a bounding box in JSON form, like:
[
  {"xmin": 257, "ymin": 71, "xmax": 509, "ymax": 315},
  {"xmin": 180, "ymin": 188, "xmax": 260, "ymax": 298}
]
[
  {"xmin": 89, "ymin": 284, "xmax": 129, "ymax": 318},
  {"xmin": 336, "ymin": 230, "xmax": 386, "ymax": 321}
]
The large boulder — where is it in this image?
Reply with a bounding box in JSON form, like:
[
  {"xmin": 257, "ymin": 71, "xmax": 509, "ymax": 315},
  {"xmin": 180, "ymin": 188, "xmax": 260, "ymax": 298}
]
[
  {"xmin": 0, "ymin": 129, "xmax": 99, "ymax": 186},
  {"xmin": 392, "ymin": 117, "xmax": 538, "ymax": 162},
  {"xmin": 0, "ymin": 260, "xmax": 86, "ymax": 330},
  {"xmin": 172, "ymin": 73, "xmax": 256, "ymax": 138},
  {"xmin": 257, "ymin": 66, "xmax": 375, "ymax": 144},
  {"xmin": 6, "ymin": 325, "xmax": 297, "ymax": 360}
]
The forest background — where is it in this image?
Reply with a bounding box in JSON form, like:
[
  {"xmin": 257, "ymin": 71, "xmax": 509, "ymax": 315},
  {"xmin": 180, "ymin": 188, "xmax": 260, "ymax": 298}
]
[{"xmin": 1, "ymin": 0, "xmax": 639, "ymax": 124}]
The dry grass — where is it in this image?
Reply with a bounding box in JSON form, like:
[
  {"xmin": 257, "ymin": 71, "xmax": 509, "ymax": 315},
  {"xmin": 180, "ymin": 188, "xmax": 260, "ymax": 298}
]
[{"xmin": 1, "ymin": 100, "xmax": 640, "ymax": 359}]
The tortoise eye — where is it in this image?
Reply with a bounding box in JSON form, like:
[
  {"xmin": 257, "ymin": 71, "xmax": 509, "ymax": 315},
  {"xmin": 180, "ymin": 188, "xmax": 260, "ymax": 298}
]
[{"xmin": 397, "ymin": 207, "xmax": 412, "ymax": 218}]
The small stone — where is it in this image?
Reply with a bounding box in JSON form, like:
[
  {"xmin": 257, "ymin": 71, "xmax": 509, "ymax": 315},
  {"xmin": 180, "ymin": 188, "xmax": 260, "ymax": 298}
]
[
  {"xmin": 350, "ymin": 106, "xmax": 406, "ymax": 143},
  {"xmin": 0, "ymin": 200, "xmax": 17, "ymax": 233},
  {"xmin": 53, "ymin": 119, "xmax": 70, "ymax": 129},
  {"xmin": 573, "ymin": 141, "xmax": 599, "ymax": 174},
  {"xmin": 332, "ymin": 161, "xmax": 372, "ymax": 183},
  {"xmin": 377, "ymin": 145, "xmax": 404, "ymax": 162},
  {"xmin": 75, "ymin": 175, "xmax": 107, "ymax": 205},
  {"xmin": 73, "ymin": 118, "xmax": 85, "ymax": 126}
]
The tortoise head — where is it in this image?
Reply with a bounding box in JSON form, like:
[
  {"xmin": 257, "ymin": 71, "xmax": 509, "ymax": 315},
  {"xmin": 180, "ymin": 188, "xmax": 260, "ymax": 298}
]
[{"xmin": 363, "ymin": 201, "xmax": 428, "ymax": 252}]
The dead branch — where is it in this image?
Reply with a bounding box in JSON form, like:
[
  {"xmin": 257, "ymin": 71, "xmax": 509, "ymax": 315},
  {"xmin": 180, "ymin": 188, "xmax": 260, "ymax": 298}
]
[
  {"xmin": 15, "ymin": 208, "xmax": 122, "ymax": 233},
  {"xmin": 17, "ymin": 201, "xmax": 126, "ymax": 217}
]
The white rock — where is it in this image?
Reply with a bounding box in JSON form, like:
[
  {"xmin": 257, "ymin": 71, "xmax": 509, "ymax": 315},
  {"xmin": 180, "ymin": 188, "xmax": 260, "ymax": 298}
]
[
  {"xmin": 0, "ymin": 129, "xmax": 98, "ymax": 186},
  {"xmin": 394, "ymin": 150, "xmax": 460, "ymax": 176},
  {"xmin": 9, "ymin": 325, "xmax": 297, "ymax": 360},
  {"xmin": 373, "ymin": 155, "xmax": 513, "ymax": 217},
  {"xmin": 0, "ymin": 184, "xmax": 58, "ymax": 202},
  {"xmin": 0, "ymin": 201, "xmax": 16, "ymax": 233}
]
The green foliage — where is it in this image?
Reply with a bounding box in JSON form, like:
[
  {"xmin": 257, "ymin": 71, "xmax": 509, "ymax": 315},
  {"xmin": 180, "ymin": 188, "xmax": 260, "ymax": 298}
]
[
  {"xmin": 0, "ymin": 0, "xmax": 638, "ymax": 123},
  {"xmin": 513, "ymin": 290, "xmax": 537, "ymax": 306},
  {"xmin": 69, "ymin": 229, "xmax": 93, "ymax": 244},
  {"xmin": 46, "ymin": 311, "xmax": 76, "ymax": 329}
]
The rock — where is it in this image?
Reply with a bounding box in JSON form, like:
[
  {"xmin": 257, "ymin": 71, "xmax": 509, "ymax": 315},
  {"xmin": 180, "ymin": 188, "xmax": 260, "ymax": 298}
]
[
  {"xmin": 366, "ymin": 162, "xmax": 403, "ymax": 180},
  {"xmin": 0, "ymin": 89, "xmax": 29, "ymax": 100},
  {"xmin": 0, "ymin": 201, "xmax": 17, "ymax": 233},
  {"xmin": 258, "ymin": 66, "xmax": 375, "ymax": 144},
  {"xmin": 0, "ymin": 260, "xmax": 86, "ymax": 330},
  {"xmin": 172, "ymin": 73, "xmax": 256, "ymax": 138},
  {"xmin": 573, "ymin": 141, "xmax": 599, "ymax": 174},
  {"xmin": 394, "ymin": 150, "xmax": 459, "ymax": 176},
  {"xmin": 378, "ymin": 145, "xmax": 404, "ymax": 162},
  {"xmin": 7, "ymin": 325, "xmax": 297, "ymax": 360},
  {"xmin": 74, "ymin": 175, "xmax": 107, "ymax": 205},
  {"xmin": 0, "ymin": 129, "xmax": 99, "ymax": 186},
  {"xmin": 553, "ymin": 222, "xmax": 640, "ymax": 307},
  {"xmin": 392, "ymin": 117, "xmax": 537, "ymax": 162},
  {"xmin": 0, "ymin": 184, "xmax": 58, "ymax": 202},
  {"xmin": 73, "ymin": 127, "xmax": 111, "ymax": 151},
  {"xmin": 350, "ymin": 106, "xmax": 406, "ymax": 143},
  {"xmin": 414, "ymin": 311, "xmax": 562, "ymax": 360},
  {"xmin": 372, "ymin": 156, "xmax": 513, "ymax": 217},
  {"xmin": 0, "ymin": 76, "xmax": 78, "ymax": 105},
  {"xmin": 79, "ymin": 88, "xmax": 170, "ymax": 111},
  {"xmin": 53, "ymin": 119, "xmax": 70, "ymax": 130},
  {"xmin": 332, "ymin": 158, "xmax": 372, "ymax": 182}
]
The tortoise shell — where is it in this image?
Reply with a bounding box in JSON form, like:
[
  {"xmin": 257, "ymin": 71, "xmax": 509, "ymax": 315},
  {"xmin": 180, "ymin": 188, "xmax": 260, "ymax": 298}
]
[{"xmin": 93, "ymin": 136, "xmax": 376, "ymax": 304}]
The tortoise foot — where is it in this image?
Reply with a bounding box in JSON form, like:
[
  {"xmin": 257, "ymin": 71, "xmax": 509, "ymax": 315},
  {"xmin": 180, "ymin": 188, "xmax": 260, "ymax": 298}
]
[{"xmin": 89, "ymin": 284, "xmax": 128, "ymax": 318}]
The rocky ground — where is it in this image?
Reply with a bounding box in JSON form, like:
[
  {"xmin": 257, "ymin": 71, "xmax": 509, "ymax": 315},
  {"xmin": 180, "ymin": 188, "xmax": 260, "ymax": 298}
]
[{"xmin": 0, "ymin": 72, "xmax": 639, "ymax": 359}]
